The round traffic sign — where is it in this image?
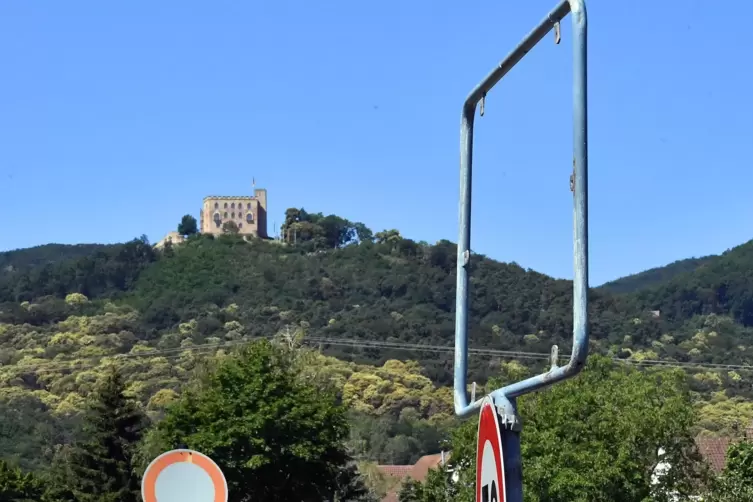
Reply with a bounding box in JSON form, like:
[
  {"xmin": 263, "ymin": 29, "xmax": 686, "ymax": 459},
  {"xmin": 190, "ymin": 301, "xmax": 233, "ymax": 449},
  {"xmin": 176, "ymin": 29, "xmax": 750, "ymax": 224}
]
[
  {"xmin": 476, "ymin": 396, "xmax": 505, "ymax": 502},
  {"xmin": 141, "ymin": 449, "xmax": 228, "ymax": 502}
]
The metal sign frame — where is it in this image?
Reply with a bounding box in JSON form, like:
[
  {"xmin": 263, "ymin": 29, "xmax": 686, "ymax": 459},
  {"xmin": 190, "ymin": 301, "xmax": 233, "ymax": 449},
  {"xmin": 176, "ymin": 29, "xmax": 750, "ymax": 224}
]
[{"xmin": 452, "ymin": 1, "xmax": 589, "ymax": 501}]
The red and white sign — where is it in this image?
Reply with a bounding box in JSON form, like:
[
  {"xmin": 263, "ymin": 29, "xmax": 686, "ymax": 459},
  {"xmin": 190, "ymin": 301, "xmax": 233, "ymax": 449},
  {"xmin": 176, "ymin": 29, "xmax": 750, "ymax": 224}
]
[{"xmin": 476, "ymin": 396, "xmax": 505, "ymax": 502}]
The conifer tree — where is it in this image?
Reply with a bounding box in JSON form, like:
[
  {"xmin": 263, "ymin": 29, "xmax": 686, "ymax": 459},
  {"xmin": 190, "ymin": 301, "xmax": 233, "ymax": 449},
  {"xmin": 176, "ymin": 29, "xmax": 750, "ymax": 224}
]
[{"xmin": 64, "ymin": 369, "xmax": 148, "ymax": 502}]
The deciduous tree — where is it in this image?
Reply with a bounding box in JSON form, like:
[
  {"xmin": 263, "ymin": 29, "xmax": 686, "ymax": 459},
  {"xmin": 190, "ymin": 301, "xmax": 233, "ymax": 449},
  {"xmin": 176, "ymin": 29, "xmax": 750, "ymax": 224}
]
[
  {"xmin": 222, "ymin": 221, "xmax": 240, "ymax": 234},
  {"xmin": 0, "ymin": 460, "xmax": 43, "ymax": 502},
  {"xmin": 402, "ymin": 356, "xmax": 706, "ymax": 502},
  {"xmin": 142, "ymin": 340, "xmax": 371, "ymax": 502}
]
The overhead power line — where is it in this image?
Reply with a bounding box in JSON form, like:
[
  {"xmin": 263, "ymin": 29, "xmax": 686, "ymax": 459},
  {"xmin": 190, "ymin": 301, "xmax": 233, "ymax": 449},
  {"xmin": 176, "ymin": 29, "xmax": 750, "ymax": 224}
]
[{"xmin": 3, "ymin": 335, "xmax": 753, "ymax": 374}]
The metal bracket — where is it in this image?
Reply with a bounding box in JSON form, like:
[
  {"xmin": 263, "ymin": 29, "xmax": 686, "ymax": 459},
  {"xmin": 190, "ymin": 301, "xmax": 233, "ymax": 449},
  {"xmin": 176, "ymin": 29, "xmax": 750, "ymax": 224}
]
[
  {"xmin": 453, "ymin": 0, "xmax": 589, "ymax": 418},
  {"xmin": 550, "ymin": 345, "xmax": 559, "ymax": 370}
]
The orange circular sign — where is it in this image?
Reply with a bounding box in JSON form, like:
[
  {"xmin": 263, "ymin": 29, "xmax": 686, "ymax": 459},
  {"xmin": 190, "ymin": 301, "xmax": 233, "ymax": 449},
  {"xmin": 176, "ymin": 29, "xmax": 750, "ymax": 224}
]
[{"xmin": 141, "ymin": 449, "xmax": 228, "ymax": 502}]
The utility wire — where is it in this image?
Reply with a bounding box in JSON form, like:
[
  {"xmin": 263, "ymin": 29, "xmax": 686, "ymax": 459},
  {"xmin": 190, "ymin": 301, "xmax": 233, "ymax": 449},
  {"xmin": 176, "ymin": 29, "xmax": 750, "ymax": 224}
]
[{"xmin": 3, "ymin": 335, "xmax": 753, "ymax": 374}]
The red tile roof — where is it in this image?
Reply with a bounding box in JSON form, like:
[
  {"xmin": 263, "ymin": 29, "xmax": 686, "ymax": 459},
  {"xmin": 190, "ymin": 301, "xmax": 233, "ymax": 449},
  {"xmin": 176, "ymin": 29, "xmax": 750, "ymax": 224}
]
[
  {"xmin": 377, "ymin": 453, "xmax": 451, "ymax": 502},
  {"xmin": 409, "ymin": 453, "xmax": 451, "ymax": 483},
  {"xmin": 377, "ymin": 465, "xmax": 413, "ymax": 479},
  {"xmin": 695, "ymin": 436, "xmax": 734, "ymax": 473}
]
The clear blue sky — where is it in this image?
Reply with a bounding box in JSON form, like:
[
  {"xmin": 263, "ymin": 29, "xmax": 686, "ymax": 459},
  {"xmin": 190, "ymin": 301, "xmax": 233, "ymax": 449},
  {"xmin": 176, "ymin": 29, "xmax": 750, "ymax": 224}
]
[{"xmin": 1, "ymin": 1, "xmax": 751, "ymax": 286}]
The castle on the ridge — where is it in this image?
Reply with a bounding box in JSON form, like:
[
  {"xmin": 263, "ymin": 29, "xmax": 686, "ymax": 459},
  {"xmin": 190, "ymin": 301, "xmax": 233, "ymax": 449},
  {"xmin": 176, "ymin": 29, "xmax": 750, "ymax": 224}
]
[
  {"xmin": 154, "ymin": 187, "xmax": 269, "ymax": 250},
  {"xmin": 200, "ymin": 188, "xmax": 268, "ymax": 238}
]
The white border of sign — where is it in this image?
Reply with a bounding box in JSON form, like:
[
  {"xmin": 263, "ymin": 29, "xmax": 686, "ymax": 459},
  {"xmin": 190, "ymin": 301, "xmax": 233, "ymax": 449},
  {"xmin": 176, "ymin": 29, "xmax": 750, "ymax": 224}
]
[{"xmin": 476, "ymin": 396, "xmax": 505, "ymax": 502}]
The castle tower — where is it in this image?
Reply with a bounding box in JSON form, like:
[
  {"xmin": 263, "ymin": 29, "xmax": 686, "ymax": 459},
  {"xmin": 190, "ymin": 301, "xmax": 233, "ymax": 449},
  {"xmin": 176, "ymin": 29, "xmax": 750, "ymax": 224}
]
[{"xmin": 254, "ymin": 188, "xmax": 268, "ymax": 239}]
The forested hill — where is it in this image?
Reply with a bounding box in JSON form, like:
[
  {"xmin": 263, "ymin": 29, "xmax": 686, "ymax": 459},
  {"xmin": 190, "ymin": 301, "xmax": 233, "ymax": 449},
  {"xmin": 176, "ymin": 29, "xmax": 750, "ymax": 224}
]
[
  {"xmin": 1, "ymin": 209, "xmax": 753, "ymax": 471},
  {"xmin": 0, "ymin": 243, "xmax": 110, "ymax": 272},
  {"xmin": 2, "ymin": 213, "xmax": 753, "ymax": 370},
  {"xmin": 609, "ymin": 239, "xmax": 753, "ymax": 326},
  {"xmin": 599, "ymin": 256, "xmax": 714, "ymax": 294}
]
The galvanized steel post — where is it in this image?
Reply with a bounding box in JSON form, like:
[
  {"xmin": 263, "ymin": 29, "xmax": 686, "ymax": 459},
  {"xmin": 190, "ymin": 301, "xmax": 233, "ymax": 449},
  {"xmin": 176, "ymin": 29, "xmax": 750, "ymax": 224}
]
[{"xmin": 453, "ymin": 1, "xmax": 588, "ymax": 501}]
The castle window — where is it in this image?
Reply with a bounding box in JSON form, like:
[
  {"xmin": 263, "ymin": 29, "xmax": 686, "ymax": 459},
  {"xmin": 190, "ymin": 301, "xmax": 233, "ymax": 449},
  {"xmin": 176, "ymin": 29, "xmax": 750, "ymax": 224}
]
[
  {"xmin": 214, "ymin": 202, "xmax": 219, "ymax": 209},
  {"xmin": 231, "ymin": 203, "xmax": 235, "ymax": 209},
  {"xmin": 231, "ymin": 212, "xmax": 235, "ymax": 219},
  {"xmin": 213, "ymin": 212, "xmax": 221, "ymax": 228},
  {"xmin": 224, "ymin": 212, "xmax": 228, "ymax": 218},
  {"xmin": 247, "ymin": 203, "xmax": 251, "ymax": 209},
  {"xmin": 246, "ymin": 213, "xmax": 253, "ymax": 223},
  {"xmin": 238, "ymin": 223, "xmax": 243, "ymax": 229}
]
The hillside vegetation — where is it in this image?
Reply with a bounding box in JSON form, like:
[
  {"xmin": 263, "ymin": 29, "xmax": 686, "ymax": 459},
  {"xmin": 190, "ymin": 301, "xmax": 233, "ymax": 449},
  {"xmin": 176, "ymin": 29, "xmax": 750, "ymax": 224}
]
[
  {"xmin": 1, "ymin": 208, "xmax": 753, "ymax": 474},
  {"xmin": 0, "ymin": 244, "xmax": 110, "ymax": 273},
  {"xmin": 600, "ymin": 256, "xmax": 714, "ymax": 294}
]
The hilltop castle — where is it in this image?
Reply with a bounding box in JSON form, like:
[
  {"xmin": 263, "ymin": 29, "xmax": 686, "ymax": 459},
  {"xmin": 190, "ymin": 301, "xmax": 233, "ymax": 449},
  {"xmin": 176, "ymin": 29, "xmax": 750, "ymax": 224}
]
[
  {"xmin": 155, "ymin": 187, "xmax": 268, "ymax": 250},
  {"xmin": 200, "ymin": 188, "xmax": 268, "ymax": 238}
]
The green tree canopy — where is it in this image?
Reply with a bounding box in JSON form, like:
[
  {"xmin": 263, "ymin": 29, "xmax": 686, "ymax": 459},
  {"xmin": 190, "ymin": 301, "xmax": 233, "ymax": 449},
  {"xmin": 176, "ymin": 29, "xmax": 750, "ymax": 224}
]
[
  {"xmin": 177, "ymin": 214, "xmax": 198, "ymax": 236},
  {"xmin": 0, "ymin": 460, "xmax": 43, "ymax": 502},
  {"xmin": 279, "ymin": 207, "xmax": 371, "ymax": 249},
  {"xmin": 401, "ymin": 356, "xmax": 707, "ymax": 502},
  {"xmin": 222, "ymin": 221, "xmax": 240, "ymax": 234},
  {"xmin": 141, "ymin": 340, "xmax": 370, "ymax": 501}
]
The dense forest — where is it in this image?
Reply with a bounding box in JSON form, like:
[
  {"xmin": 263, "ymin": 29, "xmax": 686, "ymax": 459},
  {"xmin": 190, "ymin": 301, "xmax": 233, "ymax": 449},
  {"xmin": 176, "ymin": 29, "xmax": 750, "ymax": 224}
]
[
  {"xmin": 1, "ymin": 208, "xmax": 753, "ymax": 498},
  {"xmin": 600, "ymin": 256, "xmax": 714, "ymax": 294}
]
